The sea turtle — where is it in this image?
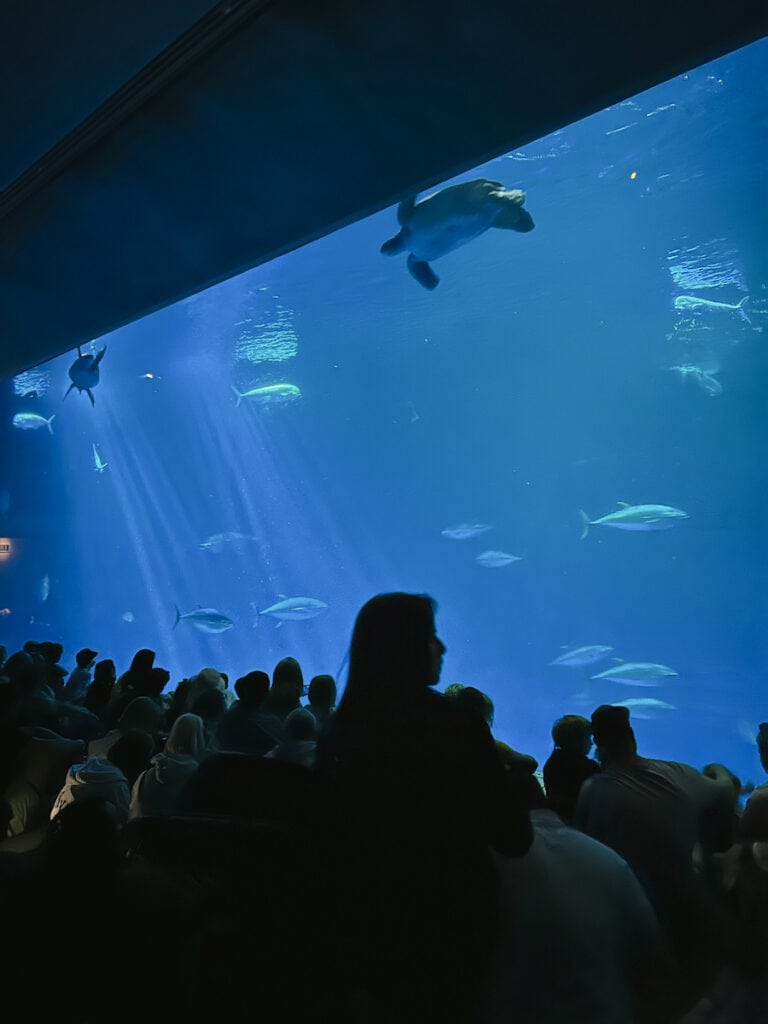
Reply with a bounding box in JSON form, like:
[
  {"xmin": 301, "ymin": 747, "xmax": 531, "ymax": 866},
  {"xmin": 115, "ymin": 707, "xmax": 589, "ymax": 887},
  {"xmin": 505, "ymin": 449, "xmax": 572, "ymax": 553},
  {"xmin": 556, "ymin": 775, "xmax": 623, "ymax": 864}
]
[
  {"xmin": 65, "ymin": 344, "xmax": 107, "ymax": 406},
  {"xmin": 380, "ymin": 178, "xmax": 535, "ymax": 290}
]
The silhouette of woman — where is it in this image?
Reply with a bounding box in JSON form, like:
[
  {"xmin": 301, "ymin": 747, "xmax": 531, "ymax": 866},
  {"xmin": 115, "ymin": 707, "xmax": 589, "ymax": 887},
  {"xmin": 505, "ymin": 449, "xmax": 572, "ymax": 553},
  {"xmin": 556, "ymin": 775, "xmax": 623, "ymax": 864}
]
[{"xmin": 318, "ymin": 592, "xmax": 532, "ymax": 1023}]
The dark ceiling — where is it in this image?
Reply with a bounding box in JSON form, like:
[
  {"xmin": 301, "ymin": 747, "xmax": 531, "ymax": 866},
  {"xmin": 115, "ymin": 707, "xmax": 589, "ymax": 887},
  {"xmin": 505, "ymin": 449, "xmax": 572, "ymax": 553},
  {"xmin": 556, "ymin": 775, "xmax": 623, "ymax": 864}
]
[{"xmin": 1, "ymin": 0, "xmax": 765, "ymax": 380}]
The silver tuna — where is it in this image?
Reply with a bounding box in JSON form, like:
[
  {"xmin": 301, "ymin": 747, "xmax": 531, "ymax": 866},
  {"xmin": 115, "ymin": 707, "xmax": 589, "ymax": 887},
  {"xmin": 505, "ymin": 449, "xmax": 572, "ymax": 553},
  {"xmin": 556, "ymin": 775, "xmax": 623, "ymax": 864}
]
[
  {"xmin": 550, "ymin": 645, "xmax": 614, "ymax": 668},
  {"xmin": 476, "ymin": 550, "xmax": 523, "ymax": 568},
  {"xmin": 441, "ymin": 523, "xmax": 493, "ymax": 541},
  {"xmin": 173, "ymin": 606, "xmax": 235, "ymax": 634},
  {"xmin": 256, "ymin": 596, "xmax": 328, "ymax": 626},
  {"xmin": 579, "ymin": 503, "xmax": 688, "ymax": 539},
  {"xmin": 614, "ymin": 697, "xmax": 676, "ymax": 719},
  {"xmin": 591, "ymin": 661, "xmax": 678, "ymax": 687},
  {"xmin": 231, "ymin": 383, "xmax": 301, "ymax": 407}
]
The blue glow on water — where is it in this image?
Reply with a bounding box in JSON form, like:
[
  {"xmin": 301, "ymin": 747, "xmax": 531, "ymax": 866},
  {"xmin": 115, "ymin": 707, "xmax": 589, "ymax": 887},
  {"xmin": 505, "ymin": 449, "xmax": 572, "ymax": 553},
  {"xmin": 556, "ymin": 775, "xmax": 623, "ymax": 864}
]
[{"xmin": 1, "ymin": 40, "xmax": 766, "ymax": 780}]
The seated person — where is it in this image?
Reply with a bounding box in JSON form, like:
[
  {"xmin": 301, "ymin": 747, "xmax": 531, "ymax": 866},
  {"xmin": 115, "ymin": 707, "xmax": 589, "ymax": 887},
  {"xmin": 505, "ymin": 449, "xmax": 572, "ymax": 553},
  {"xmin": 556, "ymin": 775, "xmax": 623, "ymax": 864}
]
[
  {"xmin": 61, "ymin": 648, "xmax": 98, "ymax": 704},
  {"xmin": 543, "ymin": 714, "xmax": 600, "ymax": 820},
  {"xmin": 444, "ymin": 682, "xmax": 494, "ymax": 728},
  {"xmin": 215, "ymin": 670, "xmax": 279, "ymax": 756},
  {"xmin": 130, "ymin": 713, "xmax": 206, "ymax": 819},
  {"xmin": 51, "ymin": 729, "xmax": 153, "ymax": 826},
  {"xmin": 304, "ymin": 674, "xmax": 337, "ymax": 731},
  {"xmin": 266, "ymin": 708, "xmax": 318, "ymax": 769}
]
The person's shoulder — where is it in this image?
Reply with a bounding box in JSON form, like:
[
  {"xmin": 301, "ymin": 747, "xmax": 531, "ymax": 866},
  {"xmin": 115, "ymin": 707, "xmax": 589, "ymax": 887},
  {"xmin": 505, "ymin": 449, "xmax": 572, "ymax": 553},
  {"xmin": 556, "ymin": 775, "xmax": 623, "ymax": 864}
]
[
  {"xmin": 649, "ymin": 758, "xmax": 700, "ymax": 780},
  {"xmin": 648, "ymin": 759, "xmax": 722, "ymax": 795}
]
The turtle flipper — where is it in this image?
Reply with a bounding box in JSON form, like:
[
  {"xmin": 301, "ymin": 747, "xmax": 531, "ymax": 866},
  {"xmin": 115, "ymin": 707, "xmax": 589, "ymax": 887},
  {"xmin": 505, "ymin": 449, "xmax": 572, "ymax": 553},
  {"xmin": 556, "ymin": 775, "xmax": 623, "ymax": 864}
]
[
  {"xmin": 93, "ymin": 345, "xmax": 107, "ymax": 367},
  {"xmin": 396, "ymin": 197, "xmax": 416, "ymax": 225},
  {"xmin": 407, "ymin": 254, "xmax": 439, "ymax": 290},
  {"xmin": 86, "ymin": 389, "xmax": 95, "ymax": 407},
  {"xmin": 64, "ymin": 382, "xmax": 75, "ymax": 400},
  {"xmin": 381, "ymin": 228, "xmax": 408, "ymax": 256}
]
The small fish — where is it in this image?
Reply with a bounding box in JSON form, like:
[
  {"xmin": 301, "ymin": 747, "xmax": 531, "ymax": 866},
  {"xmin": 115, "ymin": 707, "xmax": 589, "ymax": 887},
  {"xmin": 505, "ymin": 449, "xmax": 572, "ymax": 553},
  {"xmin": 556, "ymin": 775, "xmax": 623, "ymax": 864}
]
[
  {"xmin": 121, "ymin": 611, "xmax": 135, "ymax": 623},
  {"xmin": 579, "ymin": 503, "xmax": 688, "ymax": 539},
  {"xmin": 614, "ymin": 698, "xmax": 676, "ymax": 719},
  {"xmin": 139, "ymin": 373, "xmax": 160, "ymax": 380},
  {"xmin": 255, "ymin": 596, "xmax": 328, "ymax": 627},
  {"xmin": 0, "ymin": 489, "xmax": 10, "ymax": 515},
  {"xmin": 476, "ymin": 550, "xmax": 523, "ymax": 569},
  {"xmin": 12, "ymin": 412, "xmax": 56, "ymax": 434},
  {"xmin": 92, "ymin": 443, "xmax": 108, "ymax": 473},
  {"xmin": 674, "ymin": 294, "xmax": 750, "ymax": 323},
  {"xmin": 550, "ymin": 645, "xmax": 614, "ymax": 668},
  {"xmin": 645, "ymin": 103, "xmax": 676, "ymax": 117},
  {"xmin": 200, "ymin": 532, "xmax": 261, "ymax": 553},
  {"xmin": 0, "ymin": 607, "xmax": 11, "ymax": 616},
  {"xmin": 669, "ymin": 364, "xmax": 723, "ymax": 397},
  {"xmin": 173, "ymin": 606, "xmax": 235, "ymax": 634},
  {"xmin": 591, "ymin": 661, "xmax": 678, "ymax": 687},
  {"xmin": 441, "ymin": 523, "xmax": 493, "ymax": 541},
  {"xmin": 408, "ymin": 401, "xmax": 420, "ymax": 424},
  {"xmin": 605, "ymin": 122, "xmax": 638, "ymax": 135},
  {"xmin": 231, "ymin": 383, "xmax": 301, "ymax": 407},
  {"xmin": 39, "ymin": 575, "xmax": 50, "ymax": 602}
]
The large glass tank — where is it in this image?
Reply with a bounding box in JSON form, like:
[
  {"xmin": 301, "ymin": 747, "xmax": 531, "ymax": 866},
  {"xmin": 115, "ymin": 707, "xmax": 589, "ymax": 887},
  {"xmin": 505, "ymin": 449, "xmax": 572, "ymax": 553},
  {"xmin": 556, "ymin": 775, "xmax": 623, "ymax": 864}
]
[{"xmin": 1, "ymin": 40, "xmax": 765, "ymax": 780}]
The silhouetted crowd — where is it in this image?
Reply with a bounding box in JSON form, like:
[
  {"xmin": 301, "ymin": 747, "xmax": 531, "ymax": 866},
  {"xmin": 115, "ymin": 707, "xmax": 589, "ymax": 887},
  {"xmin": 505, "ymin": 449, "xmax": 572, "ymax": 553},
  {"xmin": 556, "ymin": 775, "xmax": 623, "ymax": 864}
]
[{"xmin": 0, "ymin": 593, "xmax": 766, "ymax": 1024}]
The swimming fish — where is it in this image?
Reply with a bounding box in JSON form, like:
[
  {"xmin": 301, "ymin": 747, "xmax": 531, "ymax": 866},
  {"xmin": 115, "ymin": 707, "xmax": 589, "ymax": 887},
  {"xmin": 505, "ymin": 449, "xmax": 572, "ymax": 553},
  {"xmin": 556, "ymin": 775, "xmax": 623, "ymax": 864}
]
[
  {"xmin": 579, "ymin": 503, "xmax": 688, "ymax": 539},
  {"xmin": 476, "ymin": 550, "xmax": 523, "ymax": 568},
  {"xmin": 696, "ymin": 372, "xmax": 724, "ymax": 398},
  {"xmin": 173, "ymin": 606, "xmax": 235, "ymax": 634},
  {"xmin": 92, "ymin": 443, "xmax": 108, "ymax": 473},
  {"xmin": 550, "ymin": 645, "xmax": 614, "ymax": 668},
  {"xmin": 669, "ymin": 364, "xmax": 723, "ymax": 397},
  {"xmin": 255, "ymin": 597, "xmax": 328, "ymax": 627},
  {"xmin": 200, "ymin": 532, "xmax": 261, "ymax": 553},
  {"xmin": 13, "ymin": 412, "xmax": 56, "ymax": 434},
  {"xmin": 614, "ymin": 698, "xmax": 677, "ymax": 719},
  {"xmin": 441, "ymin": 523, "xmax": 493, "ymax": 541},
  {"xmin": 0, "ymin": 489, "xmax": 9, "ymax": 515},
  {"xmin": 231, "ymin": 383, "xmax": 301, "ymax": 407},
  {"xmin": 121, "ymin": 611, "xmax": 135, "ymax": 623},
  {"xmin": 39, "ymin": 575, "xmax": 50, "ymax": 602},
  {"xmin": 591, "ymin": 661, "xmax": 678, "ymax": 687},
  {"xmin": 674, "ymin": 294, "xmax": 750, "ymax": 323}
]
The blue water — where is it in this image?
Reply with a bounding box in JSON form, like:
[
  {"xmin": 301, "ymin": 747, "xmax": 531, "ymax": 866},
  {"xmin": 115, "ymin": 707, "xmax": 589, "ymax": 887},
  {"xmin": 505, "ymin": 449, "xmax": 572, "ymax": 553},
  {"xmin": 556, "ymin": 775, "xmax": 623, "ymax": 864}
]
[{"xmin": 1, "ymin": 40, "xmax": 766, "ymax": 780}]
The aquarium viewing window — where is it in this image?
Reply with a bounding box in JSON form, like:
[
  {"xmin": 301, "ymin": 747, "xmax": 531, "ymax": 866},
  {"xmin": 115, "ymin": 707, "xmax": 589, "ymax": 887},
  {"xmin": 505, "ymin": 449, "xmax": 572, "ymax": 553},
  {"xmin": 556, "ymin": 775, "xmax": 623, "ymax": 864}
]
[{"xmin": 0, "ymin": 37, "xmax": 765, "ymax": 779}]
